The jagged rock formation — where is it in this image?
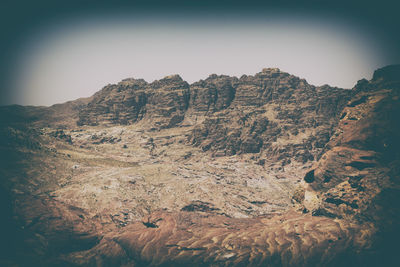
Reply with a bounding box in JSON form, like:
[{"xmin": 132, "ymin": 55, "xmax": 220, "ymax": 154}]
[
  {"xmin": 78, "ymin": 68, "xmax": 350, "ymax": 163},
  {"xmin": 145, "ymin": 75, "xmax": 190, "ymax": 129},
  {"xmin": 65, "ymin": 65, "xmax": 398, "ymax": 266},
  {"xmin": 77, "ymin": 79, "xmax": 148, "ymax": 126},
  {"xmin": 0, "ymin": 65, "xmax": 399, "ymax": 266},
  {"xmin": 189, "ymin": 68, "xmax": 350, "ymax": 161},
  {"xmin": 188, "ymin": 74, "xmax": 238, "ymax": 115},
  {"xmin": 77, "ymin": 75, "xmax": 190, "ymax": 128},
  {"xmin": 300, "ymin": 65, "xmax": 400, "ymax": 265}
]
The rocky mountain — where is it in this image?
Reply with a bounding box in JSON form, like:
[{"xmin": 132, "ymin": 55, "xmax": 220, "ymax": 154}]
[
  {"xmin": 0, "ymin": 66, "xmax": 399, "ymax": 266},
  {"xmin": 77, "ymin": 75, "xmax": 190, "ymax": 129},
  {"xmin": 78, "ymin": 68, "xmax": 350, "ymax": 163},
  {"xmin": 188, "ymin": 69, "xmax": 349, "ymax": 161}
]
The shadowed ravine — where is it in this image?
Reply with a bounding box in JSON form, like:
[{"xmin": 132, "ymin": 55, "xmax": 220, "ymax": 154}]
[{"xmin": 0, "ymin": 66, "xmax": 399, "ymax": 266}]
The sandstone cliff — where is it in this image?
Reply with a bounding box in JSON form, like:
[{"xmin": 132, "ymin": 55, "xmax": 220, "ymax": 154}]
[{"xmin": 77, "ymin": 68, "xmax": 350, "ymax": 164}]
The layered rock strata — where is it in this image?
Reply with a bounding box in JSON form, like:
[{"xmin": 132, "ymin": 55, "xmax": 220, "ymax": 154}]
[
  {"xmin": 1, "ymin": 66, "xmax": 399, "ymax": 266},
  {"xmin": 78, "ymin": 68, "xmax": 350, "ymax": 163}
]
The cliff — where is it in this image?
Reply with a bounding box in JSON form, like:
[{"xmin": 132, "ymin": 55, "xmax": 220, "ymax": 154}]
[{"xmin": 0, "ymin": 65, "xmax": 399, "ymax": 266}]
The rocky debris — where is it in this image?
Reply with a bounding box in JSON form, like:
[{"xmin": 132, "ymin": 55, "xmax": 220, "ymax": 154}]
[
  {"xmin": 91, "ymin": 134, "xmax": 120, "ymax": 144},
  {"xmin": 49, "ymin": 129, "xmax": 72, "ymax": 144},
  {"xmin": 0, "ymin": 126, "xmax": 42, "ymax": 150},
  {"xmin": 304, "ymin": 169, "xmax": 315, "ymax": 183},
  {"xmin": 142, "ymin": 217, "xmax": 163, "ymax": 228},
  {"xmin": 110, "ymin": 212, "xmax": 132, "ymax": 227},
  {"xmin": 181, "ymin": 201, "xmax": 220, "ymax": 212},
  {"xmin": 291, "ymin": 186, "xmax": 305, "ymax": 203}
]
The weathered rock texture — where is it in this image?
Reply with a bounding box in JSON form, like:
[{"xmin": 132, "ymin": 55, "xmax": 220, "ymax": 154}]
[
  {"xmin": 1, "ymin": 66, "xmax": 399, "ymax": 266},
  {"xmin": 300, "ymin": 65, "xmax": 400, "ymax": 265},
  {"xmin": 77, "ymin": 75, "xmax": 190, "ymax": 129},
  {"xmin": 78, "ymin": 68, "xmax": 350, "ymax": 164},
  {"xmin": 145, "ymin": 75, "xmax": 190, "ymax": 128},
  {"xmin": 61, "ymin": 63, "xmax": 400, "ymax": 266},
  {"xmin": 188, "ymin": 74, "xmax": 239, "ymax": 115},
  {"xmin": 189, "ymin": 68, "xmax": 350, "ymax": 161},
  {"xmin": 77, "ymin": 79, "xmax": 148, "ymax": 126}
]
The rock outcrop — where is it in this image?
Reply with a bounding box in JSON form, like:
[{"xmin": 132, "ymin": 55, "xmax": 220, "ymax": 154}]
[
  {"xmin": 145, "ymin": 75, "xmax": 190, "ymax": 128},
  {"xmin": 77, "ymin": 68, "xmax": 350, "ymax": 163},
  {"xmin": 188, "ymin": 74, "xmax": 239, "ymax": 115},
  {"xmin": 77, "ymin": 79, "xmax": 148, "ymax": 126},
  {"xmin": 1, "ymin": 65, "xmax": 399, "ymax": 266},
  {"xmin": 62, "ymin": 65, "xmax": 398, "ymax": 266},
  {"xmin": 301, "ymin": 65, "xmax": 400, "ymax": 265},
  {"xmin": 77, "ymin": 75, "xmax": 191, "ymax": 129},
  {"xmin": 189, "ymin": 68, "xmax": 350, "ymax": 161}
]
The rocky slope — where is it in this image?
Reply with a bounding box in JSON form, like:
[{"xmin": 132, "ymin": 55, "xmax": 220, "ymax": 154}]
[
  {"xmin": 0, "ymin": 66, "xmax": 399, "ymax": 266},
  {"xmin": 188, "ymin": 69, "xmax": 349, "ymax": 161},
  {"xmin": 78, "ymin": 68, "xmax": 349, "ymax": 163},
  {"xmin": 77, "ymin": 75, "xmax": 190, "ymax": 129},
  {"xmin": 301, "ymin": 65, "xmax": 400, "ymax": 265}
]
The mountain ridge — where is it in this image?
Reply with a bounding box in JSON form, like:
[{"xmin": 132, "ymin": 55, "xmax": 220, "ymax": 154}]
[
  {"xmin": 74, "ymin": 68, "xmax": 350, "ymax": 163},
  {"xmin": 77, "ymin": 68, "xmax": 348, "ymax": 127},
  {"xmin": 0, "ymin": 65, "xmax": 399, "ymax": 266}
]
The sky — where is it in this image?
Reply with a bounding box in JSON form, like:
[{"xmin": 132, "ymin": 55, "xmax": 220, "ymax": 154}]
[{"xmin": 0, "ymin": 1, "xmax": 399, "ymax": 106}]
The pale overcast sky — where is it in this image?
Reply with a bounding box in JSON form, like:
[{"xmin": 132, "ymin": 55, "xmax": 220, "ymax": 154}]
[{"xmin": 8, "ymin": 12, "xmax": 393, "ymax": 106}]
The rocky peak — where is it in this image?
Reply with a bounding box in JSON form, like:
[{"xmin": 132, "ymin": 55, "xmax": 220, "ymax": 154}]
[
  {"xmin": 297, "ymin": 68, "xmax": 400, "ymax": 266},
  {"xmin": 372, "ymin": 64, "xmax": 400, "ymax": 83},
  {"xmin": 189, "ymin": 74, "xmax": 239, "ymax": 114},
  {"xmin": 77, "ymin": 79, "xmax": 148, "ymax": 126},
  {"xmin": 145, "ymin": 75, "xmax": 190, "ymax": 128},
  {"xmin": 118, "ymin": 78, "xmax": 148, "ymax": 88},
  {"xmin": 262, "ymin": 67, "xmax": 280, "ymax": 73},
  {"xmin": 353, "ymin": 64, "xmax": 400, "ymax": 94},
  {"xmin": 162, "ymin": 74, "xmax": 183, "ymax": 81},
  {"xmin": 150, "ymin": 74, "xmax": 187, "ymax": 89},
  {"xmin": 189, "ymin": 69, "xmax": 350, "ymax": 161},
  {"xmin": 257, "ymin": 67, "xmax": 284, "ymax": 78},
  {"xmin": 3, "ymin": 66, "xmax": 400, "ymax": 266},
  {"xmin": 232, "ymin": 69, "xmax": 315, "ymax": 107},
  {"xmin": 78, "ymin": 69, "xmax": 351, "ymax": 161}
]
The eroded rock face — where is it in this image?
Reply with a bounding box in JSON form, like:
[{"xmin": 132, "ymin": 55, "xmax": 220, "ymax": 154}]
[
  {"xmin": 189, "ymin": 74, "xmax": 239, "ymax": 114},
  {"xmin": 1, "ymin": 66, "xmax": 400, "ymax": 266},
  {"xmin": 78, "ymin": 69, "xmax": 349, "ymax": 163},
  {"xmin": 301, "ymin": 65, "xmax": 400, "ymax": 265},
  {"xmin": 145, "ymin": 75, "xmax": 190, "ymax": 128},
  {"xmin": 189, "ymin": 68, "xmax": 350, "ymax": 161},
  {"xmin": 68, "ymin": 211, "xmax": 364, "ymax": 267},
  {"xmin": 78, "ymin": 75, "xmax": 191, "ymax": 129},
  {"xmin": 78, "ymin": 79, "xmax": 148, "ymax": 126}
]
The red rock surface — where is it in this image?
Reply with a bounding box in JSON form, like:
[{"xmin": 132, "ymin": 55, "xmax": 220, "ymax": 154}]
[{"xmin": 0, "ymin": 66, "xmax": 399, "ymax": 266}]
